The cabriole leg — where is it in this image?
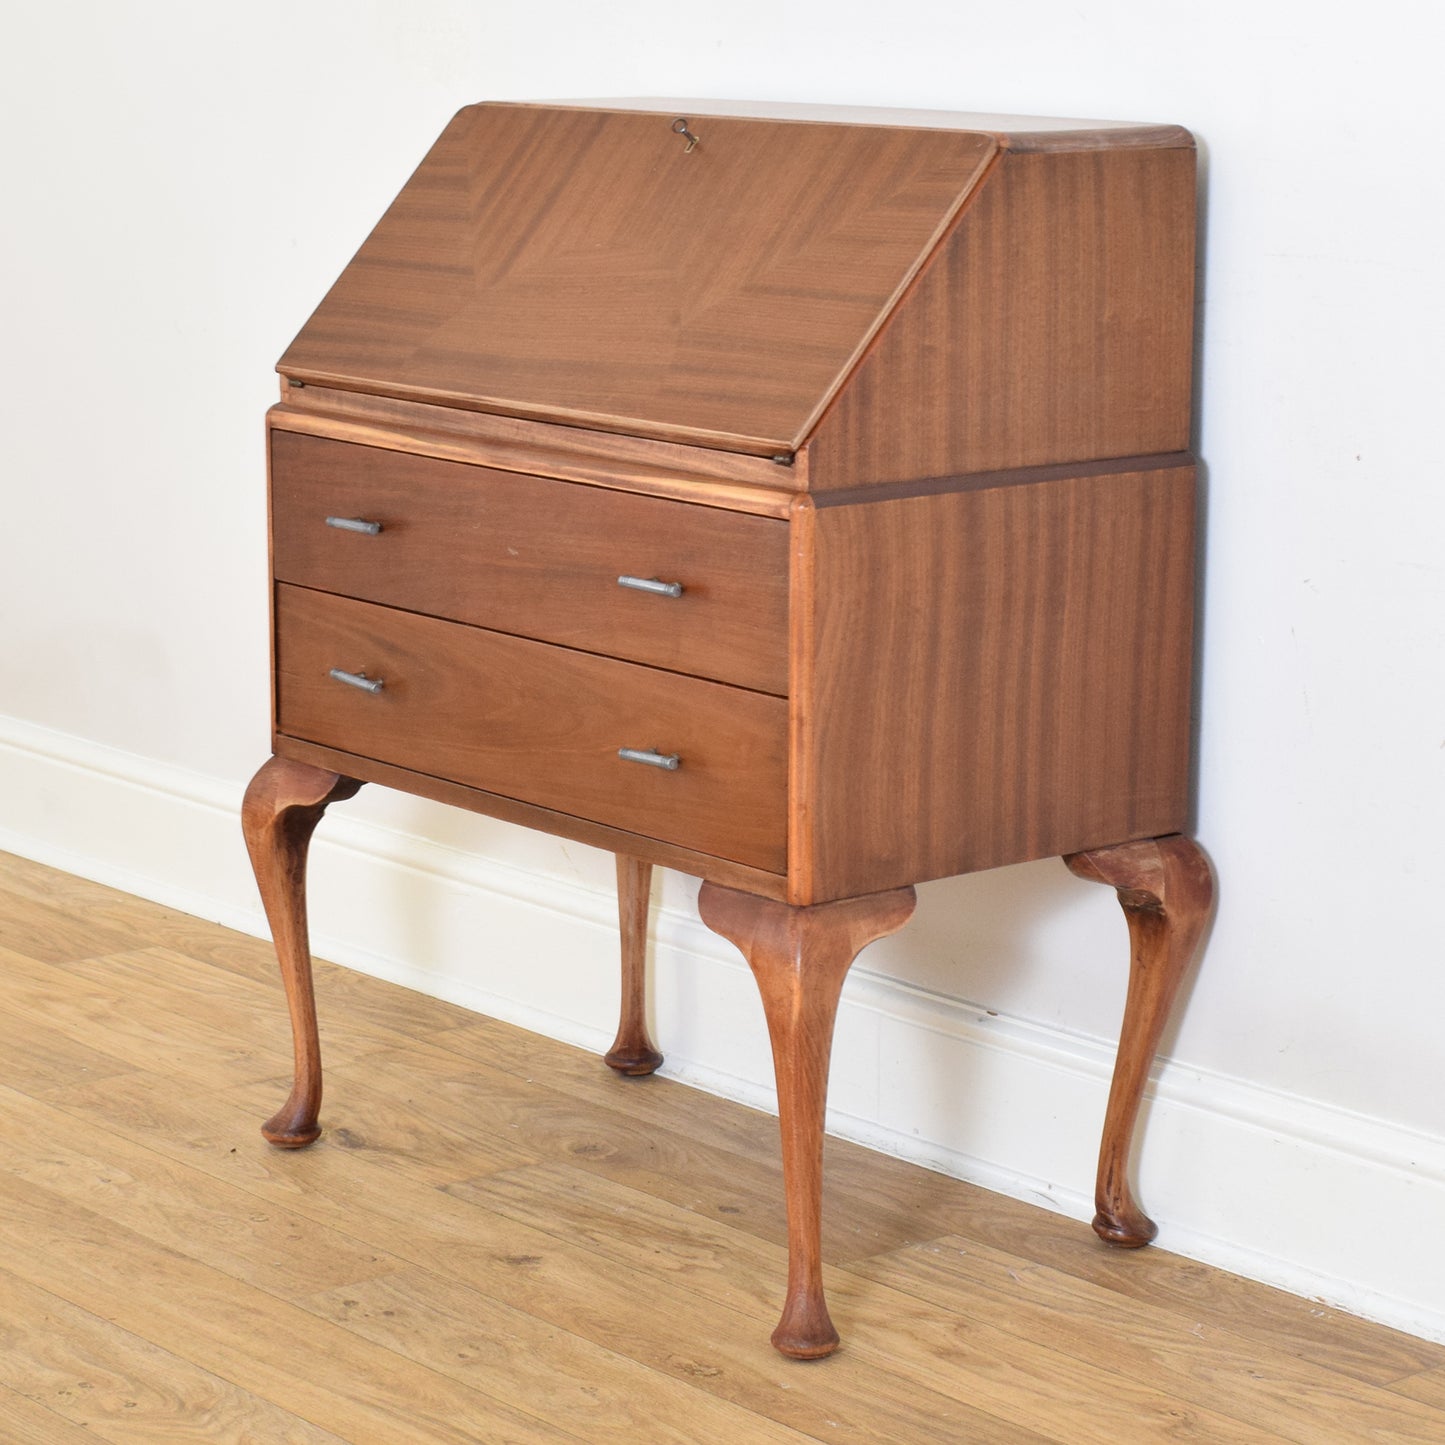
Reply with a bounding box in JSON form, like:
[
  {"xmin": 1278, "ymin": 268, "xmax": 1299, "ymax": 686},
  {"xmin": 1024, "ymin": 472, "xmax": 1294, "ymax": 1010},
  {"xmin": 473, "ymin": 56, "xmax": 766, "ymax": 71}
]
[
  {"xmin": 242, "ymin": 755, "xmax": 362, "ymax": 1148},
  {"xmin": 698, "ymin": 881, "xmax": 916, "ymax": 1359},
  {"xmin": 1064, "ymin": 834, "xmax": 1214, "ymax": 1246},
  {"xmin": 604, "ymin": 854, "xmax": 663, "ymax": 1075}
]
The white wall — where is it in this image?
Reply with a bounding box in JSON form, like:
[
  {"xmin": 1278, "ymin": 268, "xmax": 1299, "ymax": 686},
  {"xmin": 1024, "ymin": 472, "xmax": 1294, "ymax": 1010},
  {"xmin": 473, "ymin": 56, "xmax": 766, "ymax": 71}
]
[{"xmin": 4, "ymin": 1, "xmax": 1444, "ymax": 1341}]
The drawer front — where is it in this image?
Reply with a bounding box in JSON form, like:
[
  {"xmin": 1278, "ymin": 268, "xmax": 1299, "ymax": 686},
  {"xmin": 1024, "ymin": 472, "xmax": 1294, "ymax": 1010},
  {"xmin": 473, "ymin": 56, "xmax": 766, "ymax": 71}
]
[
  {"xmin": 274, "ymin": 585, "xmax": 788, "ymax": 872},
  {"xmin": 271, "ymin": 431, "xmax": 789, "ymax": 695}
]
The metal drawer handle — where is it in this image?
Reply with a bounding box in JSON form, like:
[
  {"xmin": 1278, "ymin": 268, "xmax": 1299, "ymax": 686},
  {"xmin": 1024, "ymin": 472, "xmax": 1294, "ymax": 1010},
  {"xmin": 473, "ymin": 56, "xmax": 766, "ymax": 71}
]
[
  {"xmin": 325, "ymin": 516, "xmax": 383, "ymax": 535},
  {"xmin": 328, "ymin": 667, "xmax": 384, "ymax": 694},
  {"xmin": 618, "ymin": 747, "xmax": 680, "ymax": 771},
  {"xmin": 617, "ymin": 575, "xmax": 683, "ymax": 598}
]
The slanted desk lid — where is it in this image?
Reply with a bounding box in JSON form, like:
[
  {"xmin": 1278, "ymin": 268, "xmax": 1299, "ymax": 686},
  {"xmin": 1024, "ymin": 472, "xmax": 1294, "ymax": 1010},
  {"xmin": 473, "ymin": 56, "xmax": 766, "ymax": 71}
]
[{"xmin": 279, "ymin": 103, "xmax": 996, "ymax": 456}]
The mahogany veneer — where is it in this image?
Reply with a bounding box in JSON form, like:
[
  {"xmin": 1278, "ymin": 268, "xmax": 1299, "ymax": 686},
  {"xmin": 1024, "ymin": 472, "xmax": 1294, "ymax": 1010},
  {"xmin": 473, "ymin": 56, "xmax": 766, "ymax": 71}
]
[
  {"xmin": 245, "ymin": 98, "xmax": 1213, "ymax": 1358},
  {"xmin": 271, "ymin": 430, "xmax": 790, "ymax": 692}
]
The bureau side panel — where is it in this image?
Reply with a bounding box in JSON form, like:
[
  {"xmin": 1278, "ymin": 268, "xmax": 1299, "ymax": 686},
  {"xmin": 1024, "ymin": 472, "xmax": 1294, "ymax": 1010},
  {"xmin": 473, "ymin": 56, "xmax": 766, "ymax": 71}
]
[
  {"xmin": 796, "ymin": 468, "xmax": 1196, "ymax": 901},
  {"xmin": 806, "ymin": 145, "xmax": 1197, "ymax": 488}
]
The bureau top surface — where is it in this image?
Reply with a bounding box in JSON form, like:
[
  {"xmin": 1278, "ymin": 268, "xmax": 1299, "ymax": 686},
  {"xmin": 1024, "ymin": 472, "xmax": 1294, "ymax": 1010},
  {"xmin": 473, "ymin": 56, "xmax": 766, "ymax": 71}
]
[
  {"xmin": 279, "ymin": 101, "xmax": 1003, "ymax": 456},
  {"xmin": 550, "ymin": 98, "xmax": 1191, "ymax": 149}
]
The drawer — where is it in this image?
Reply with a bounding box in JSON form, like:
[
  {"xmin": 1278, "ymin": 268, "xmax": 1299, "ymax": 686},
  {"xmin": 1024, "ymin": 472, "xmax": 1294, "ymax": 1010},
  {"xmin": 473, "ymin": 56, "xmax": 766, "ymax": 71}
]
[
  {"xmin": 270, "ymin": 431, "xmax": 790, "ymax": 695},
  {"xmin": 274, "ymin": 585, "xmax": 788, "ymax": 872}
]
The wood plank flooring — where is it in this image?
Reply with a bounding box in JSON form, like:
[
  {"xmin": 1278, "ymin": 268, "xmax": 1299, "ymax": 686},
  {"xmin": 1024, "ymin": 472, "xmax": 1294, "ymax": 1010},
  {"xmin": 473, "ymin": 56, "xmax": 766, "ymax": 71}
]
[{"xmin": 1, "ymin": 849, "xmax": 1443, "ymax": 1443}]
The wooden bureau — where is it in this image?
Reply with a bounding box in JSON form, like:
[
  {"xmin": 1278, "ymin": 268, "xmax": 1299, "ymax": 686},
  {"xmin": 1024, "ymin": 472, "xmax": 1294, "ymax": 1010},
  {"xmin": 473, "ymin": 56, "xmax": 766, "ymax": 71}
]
[{"xmin": 244, "ymin": 99, "xmax": 1214, "ymax": 1358}]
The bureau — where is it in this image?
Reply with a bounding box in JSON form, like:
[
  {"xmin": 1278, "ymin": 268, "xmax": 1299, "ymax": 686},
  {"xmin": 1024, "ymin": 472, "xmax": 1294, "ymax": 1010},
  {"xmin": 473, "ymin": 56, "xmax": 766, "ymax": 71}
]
[{"xmin": 243, "ymin": 98, "xmax": 1214, "ymax": 1358}]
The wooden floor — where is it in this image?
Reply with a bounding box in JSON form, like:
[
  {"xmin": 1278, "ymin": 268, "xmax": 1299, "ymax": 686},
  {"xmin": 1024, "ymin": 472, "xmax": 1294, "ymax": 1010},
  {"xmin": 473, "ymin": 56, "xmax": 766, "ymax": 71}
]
[{"xmin": 2, "ymin": 854, "xmax": 1444, "ymax": 1443}]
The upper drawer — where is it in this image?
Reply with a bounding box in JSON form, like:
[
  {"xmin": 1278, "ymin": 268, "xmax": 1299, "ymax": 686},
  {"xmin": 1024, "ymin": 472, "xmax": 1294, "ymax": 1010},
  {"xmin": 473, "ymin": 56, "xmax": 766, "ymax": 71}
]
[{"xmin": 270, "ymin": 431, "xmax": 789, "ymax": 695}]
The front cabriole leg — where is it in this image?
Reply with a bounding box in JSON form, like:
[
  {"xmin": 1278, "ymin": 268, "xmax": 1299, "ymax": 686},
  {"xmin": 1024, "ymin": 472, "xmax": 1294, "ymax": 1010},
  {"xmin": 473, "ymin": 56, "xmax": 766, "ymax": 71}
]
[
  {"xmin": 1064, "ymin": 834, "xmax": 1215, "ymax": 1246},
  {"xmin": 698, "ymin": 881, "xmax": 916, "ymax": 1359},
  {"xmin": 242, "ymin": 755, "xmax": 362, "ymax": 1147}
]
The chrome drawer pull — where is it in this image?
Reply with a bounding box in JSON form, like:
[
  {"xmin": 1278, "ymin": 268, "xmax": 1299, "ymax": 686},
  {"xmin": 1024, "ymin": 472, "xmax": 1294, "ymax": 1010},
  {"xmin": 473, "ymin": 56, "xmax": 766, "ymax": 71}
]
[
  {"xmin": 325, "ymin": 516, "xmax": 383, "ymax": 535},
  {"xmin": 618, "ymin": 747, "xmax": 680, "ymax": 771},
  {"xmin": 328, "ymin": 667, "xmax": 384, "ymax": 694},
  {"xmin": 617, "ymin": 575, "xmax": 683, "ymax": 598}
]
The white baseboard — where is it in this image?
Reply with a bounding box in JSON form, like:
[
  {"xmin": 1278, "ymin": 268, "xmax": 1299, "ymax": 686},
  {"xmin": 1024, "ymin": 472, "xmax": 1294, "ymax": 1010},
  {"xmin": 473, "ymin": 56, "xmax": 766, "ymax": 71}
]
[{"xmin": 3, "ymin": 711, "xmax": 1443, "ymax": 1346}]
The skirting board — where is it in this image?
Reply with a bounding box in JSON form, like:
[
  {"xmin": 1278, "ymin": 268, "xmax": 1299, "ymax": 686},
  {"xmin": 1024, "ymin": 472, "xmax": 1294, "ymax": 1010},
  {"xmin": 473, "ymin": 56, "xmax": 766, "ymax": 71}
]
[{"xmin": 3, "ymin": 710, "xmax": 1444, "ymax": 1346}]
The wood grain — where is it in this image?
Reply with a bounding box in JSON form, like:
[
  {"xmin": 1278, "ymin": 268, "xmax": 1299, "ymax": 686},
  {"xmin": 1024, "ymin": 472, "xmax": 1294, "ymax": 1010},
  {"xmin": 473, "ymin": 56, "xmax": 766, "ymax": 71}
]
[
  {"xmin": 541, "ymin": 98, "xmax": 1192, "ymax": 151},
  {"xmin": 697, "ymin": 882, "xmax": 916, "ymax": 1357},
  {"xmin": 809, "ymin": 144, "xmax": 1197, "ymax": 486},
  {"xmin": 69, "ymin": 1078, "xmax": 1038, "ymax": 1444},
  {"xmin": 275, "ymin": 585, "xmax": 788, "ymax": 871},
  {"xmin": 0, "ymin": 1085, "xmax": 401, "ymax": 1304},
  {"xmin": 0, "ymin": 1002, "xmax": 135, "ymax": 1099},
  {"xmin": 272, "ymin": 382, "xmax": 806, "ymax": 499},
  {"xmin": 327, "ymin": 1035, "xmax": 954, "ymax": 1268},
  {"xmin": 279, "ymin": 103, "xmax": 996, "ymax": 454},
  {"xmin": 844, "ymin": 1236, "xmax": 1445, "ymax": 1443},
  {"xmin": 58, "ymin": 943, "xmax": 407, "ymax": 1079},
  {"xmin": 271, "ymin": 430, "xmax": 790, "ymax": 694},
  {"xmin": 0, "ymin": 1269, "xmax": 351, "ymax": 1445},
  {"xmin": 0, "ymin": 884, "xmax": 139, "ymax": 964},
  {"xmin": 273, "ymin": 733, "xmax": 791, "ymax": 901},
  {"xmin": 0, "ymin": 944, "xmax": 289, "ymax": 1094},
  {"xmin": 236, "ymin": 1072, "xmax": 542, "ymax": 1193},
  {"xmin": 241, "ymin": 755, "xmax": 362, "ymax": 1147},
  {"xmin": 794, "ymin": 467, "xmax": 1196, "ymax": 901},
  {"xmin": 0, "ymin": 1170, "xmax": 581, "ymax": 1445},
  {"xmin": 300, "ymin": 1268, "xmax": 815, "ymax": 1445},
  {"xmin": 785, "ymin": 494, "xmax": 821, "ymax": 905},
  {"xmin": 459, "ymin": 1164, "xmax": 1321, "ymax": 1443},
  {"xmin": 0, "ymin": 1384, "xmax": 108, "ymax": 1445},
  {"xmin": 603, "ymin": 855, "xmax": 663, "ymax": 1075},
  {"xmin": 1064, "ymin": 835, "xmax": 1216, "ymax": 1246},
  {"xmin": 0, "ymin": 853, "xmax": 285, "ymax": 989},
  {"xmin": 445, "ymin": 1166, "xmax": 1051, "ymax": 1443},
  {"xmin": 888, "ymin": 1192, "xmax": 1445, "ymax": 1391},
  {"xmin": 1394, "ymin": 1370, "xmax": 1445, "ymax": 1410},
  {"xmin": 7, "ymin": 858, "xmax": 1445, "ymax": 1442}
]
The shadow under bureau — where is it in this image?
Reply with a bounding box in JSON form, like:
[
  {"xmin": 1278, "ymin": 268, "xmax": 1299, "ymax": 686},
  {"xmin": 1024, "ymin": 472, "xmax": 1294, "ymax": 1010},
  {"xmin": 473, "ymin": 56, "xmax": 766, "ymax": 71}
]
[{"xmin": 243, "ymin": 98, "xmax": 1214, "ymax": 1359}]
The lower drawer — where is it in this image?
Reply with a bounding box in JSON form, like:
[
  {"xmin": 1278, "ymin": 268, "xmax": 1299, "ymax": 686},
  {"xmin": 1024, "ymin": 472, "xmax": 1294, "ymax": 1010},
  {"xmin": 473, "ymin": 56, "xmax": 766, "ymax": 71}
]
[{"xmin": 274, "ymin": 585, "xmax": 788, "ymax": 872}]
